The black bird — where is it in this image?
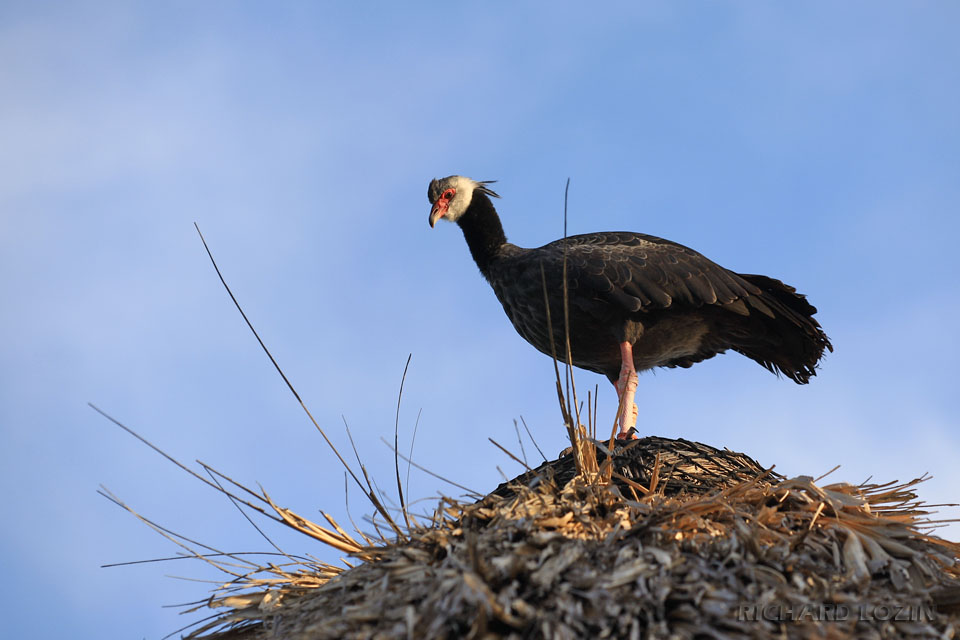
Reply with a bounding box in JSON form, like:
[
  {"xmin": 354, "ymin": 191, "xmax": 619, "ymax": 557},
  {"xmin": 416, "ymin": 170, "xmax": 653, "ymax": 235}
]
[{"xmin": 428, "ymin": 176, "xmax": 832, "ymax": 439}]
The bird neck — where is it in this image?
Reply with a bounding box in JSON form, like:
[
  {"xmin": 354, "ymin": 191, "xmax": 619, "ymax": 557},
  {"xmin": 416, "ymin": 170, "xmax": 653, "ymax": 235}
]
[{"xmin": 456, "ymin": 192, "xmax": 507, "ymax": 275}]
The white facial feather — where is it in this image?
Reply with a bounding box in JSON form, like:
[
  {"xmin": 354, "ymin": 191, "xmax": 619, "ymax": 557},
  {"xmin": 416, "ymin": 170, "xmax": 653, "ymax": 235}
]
[{"xmin": 441, "ymin": 175, "xmax": 481, "ymax": 223}]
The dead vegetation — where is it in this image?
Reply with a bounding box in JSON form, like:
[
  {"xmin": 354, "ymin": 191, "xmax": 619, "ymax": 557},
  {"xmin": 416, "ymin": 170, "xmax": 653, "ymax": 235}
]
[
  {"xmin": 151, "ymin": 431, "xmax": 954, "ymax": 640},
  {"xmin": 98, "ymin": 421, "xmax": 959, "ymax": 640}
]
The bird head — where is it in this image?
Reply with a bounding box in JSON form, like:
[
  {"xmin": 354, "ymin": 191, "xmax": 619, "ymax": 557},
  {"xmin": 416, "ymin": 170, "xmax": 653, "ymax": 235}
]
[{"xmin": 428, "ymin": 175, "xmax": 499, "ymax": 227}]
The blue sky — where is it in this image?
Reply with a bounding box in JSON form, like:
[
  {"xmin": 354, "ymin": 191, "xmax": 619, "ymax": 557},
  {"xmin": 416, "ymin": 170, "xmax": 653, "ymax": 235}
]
[{"xmin": 1, "ymin": 2, "xmax": 958, "ymax": 638}]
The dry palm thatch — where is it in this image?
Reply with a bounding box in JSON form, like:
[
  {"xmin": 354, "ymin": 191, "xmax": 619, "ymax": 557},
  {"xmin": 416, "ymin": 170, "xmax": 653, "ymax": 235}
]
[{"xmin": 130, "ymin": 428, "xmax": 957, "ymax": 640}]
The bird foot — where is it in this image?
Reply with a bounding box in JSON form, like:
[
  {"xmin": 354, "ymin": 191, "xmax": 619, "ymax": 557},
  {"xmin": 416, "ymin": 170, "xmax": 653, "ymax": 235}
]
[
  {"xmin": 615, "ymin": 425, "xmax": 639, "ymax": 441},
  {"xmin": 561, "ymin": 428, "xmax": 640, "ymax": 458}
]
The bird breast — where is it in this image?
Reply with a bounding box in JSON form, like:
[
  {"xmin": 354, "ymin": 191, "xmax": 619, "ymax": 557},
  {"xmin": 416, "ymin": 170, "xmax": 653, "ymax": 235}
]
[{"xmin": 486, "ymin": 262, "xmax": 624, "ymax": 374}]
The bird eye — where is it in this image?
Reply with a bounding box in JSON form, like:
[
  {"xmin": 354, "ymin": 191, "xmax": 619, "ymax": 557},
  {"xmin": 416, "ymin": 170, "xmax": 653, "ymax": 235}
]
[{"xmin": 443, "ymin": 189, "xmax": 455, "ymax": 200}]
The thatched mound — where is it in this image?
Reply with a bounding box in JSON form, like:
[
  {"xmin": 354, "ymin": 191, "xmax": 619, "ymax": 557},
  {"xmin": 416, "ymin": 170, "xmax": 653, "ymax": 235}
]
[
  {"xmin": 188, "ymin": 436, "xmax": 960, "ymax": 640},
  {"xmin": 489, "ymin": 436, "xmax": 775, "ymax": 500}
]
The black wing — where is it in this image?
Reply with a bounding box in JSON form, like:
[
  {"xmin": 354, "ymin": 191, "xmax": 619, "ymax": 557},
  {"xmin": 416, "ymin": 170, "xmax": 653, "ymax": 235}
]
[{"xmin": 534, "ymin": 231, "xmax": 763, "ymax": 315}]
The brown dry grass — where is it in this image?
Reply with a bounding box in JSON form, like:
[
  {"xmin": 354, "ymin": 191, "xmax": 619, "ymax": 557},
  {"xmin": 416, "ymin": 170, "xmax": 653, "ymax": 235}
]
[{"xmin": 104, "ymin": 426, "xmax": 959, "ymax": 640}]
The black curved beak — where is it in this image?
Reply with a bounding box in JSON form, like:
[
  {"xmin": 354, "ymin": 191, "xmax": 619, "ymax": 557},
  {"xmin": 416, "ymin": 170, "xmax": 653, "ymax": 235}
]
[{"xmin": 429, "ymin": 203, "xmax": 443, "ymax": 228}]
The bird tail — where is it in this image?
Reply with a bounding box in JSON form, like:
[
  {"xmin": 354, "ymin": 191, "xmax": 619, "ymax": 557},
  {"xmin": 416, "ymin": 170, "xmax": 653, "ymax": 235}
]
[{"xmin": 727, "ymin": 273, "xmax": 833, "ymax": 384}]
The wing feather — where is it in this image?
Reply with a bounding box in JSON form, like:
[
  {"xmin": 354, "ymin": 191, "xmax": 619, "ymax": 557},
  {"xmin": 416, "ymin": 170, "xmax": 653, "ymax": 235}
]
[{"xmin": 531, "ymin": 232, "xmax": 758, "ymax": 316}]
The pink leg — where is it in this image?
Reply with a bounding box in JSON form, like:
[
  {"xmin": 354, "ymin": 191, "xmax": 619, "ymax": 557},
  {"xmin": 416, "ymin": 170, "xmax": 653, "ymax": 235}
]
[{"xmin": 615, "ymin": 342, "xmax": 639, "ymax": 439}]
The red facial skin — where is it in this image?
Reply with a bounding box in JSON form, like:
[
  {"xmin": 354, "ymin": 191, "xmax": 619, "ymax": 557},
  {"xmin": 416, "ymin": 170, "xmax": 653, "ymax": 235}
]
[{"xmin": 428, "ymin": 188, "xmax": 456, "ymax": 227}]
